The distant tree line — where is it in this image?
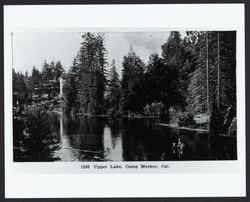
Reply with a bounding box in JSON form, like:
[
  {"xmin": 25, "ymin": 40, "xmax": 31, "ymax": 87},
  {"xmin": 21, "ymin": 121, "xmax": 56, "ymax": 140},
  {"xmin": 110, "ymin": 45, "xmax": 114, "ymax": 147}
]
[
  {"xmin": 13, "ymin": 31, "xmax": 236, "ymax": 131},
  {"xmin": 13, "ymin": 60, "xmax": 64, "ymax": 102}
]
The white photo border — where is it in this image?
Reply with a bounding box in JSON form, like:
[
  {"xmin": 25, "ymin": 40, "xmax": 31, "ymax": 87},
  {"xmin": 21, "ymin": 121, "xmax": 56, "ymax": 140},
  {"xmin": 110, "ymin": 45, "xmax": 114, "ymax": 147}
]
[{"xmin": 4, "ymin": 4, "xmax": 246, "ymax": 198}]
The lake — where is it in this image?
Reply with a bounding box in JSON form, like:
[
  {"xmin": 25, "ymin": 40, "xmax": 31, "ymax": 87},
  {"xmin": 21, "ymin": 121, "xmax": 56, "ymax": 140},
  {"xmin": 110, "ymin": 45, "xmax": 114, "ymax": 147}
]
[{"xmin": 49, "ymin": 113, "xmax": 237, "ymax": 161}]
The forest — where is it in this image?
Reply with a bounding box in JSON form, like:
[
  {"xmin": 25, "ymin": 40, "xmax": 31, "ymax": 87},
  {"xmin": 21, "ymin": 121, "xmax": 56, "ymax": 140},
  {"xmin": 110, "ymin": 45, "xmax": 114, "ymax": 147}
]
[{"xmin": 13, "ymin": 31, "xmax": 237, "ymax": 134}]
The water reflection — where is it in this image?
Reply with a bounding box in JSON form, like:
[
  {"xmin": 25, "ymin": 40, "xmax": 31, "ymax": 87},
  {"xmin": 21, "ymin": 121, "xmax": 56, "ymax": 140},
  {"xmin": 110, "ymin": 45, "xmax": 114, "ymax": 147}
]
[
  {"xmin": 103, "ymin": 126, "xmax": 123, "ymax": 161},
  {"xmin": 50, "ymin": 113, "xmax": 237, "ymax": 161},
  {"xmin": 53, "ymin": 114, "xmax": 76, "ymax": 161}
]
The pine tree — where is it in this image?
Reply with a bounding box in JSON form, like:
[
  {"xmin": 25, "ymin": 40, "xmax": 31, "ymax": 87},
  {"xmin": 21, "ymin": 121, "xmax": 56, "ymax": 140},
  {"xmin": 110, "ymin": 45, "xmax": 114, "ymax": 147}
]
[
  {"xmin": 144, "ymin": 54, "xmax": 163, "ymax": 104},
  {"xmin": 53, "ymin": 61, "xmax": 64, "ymax": 81},
  {"xmin": 13, "ymin": 69, "xmax": 27, "ymax": 93},
  {"xmin": 64, "ymin": 57, "xmax": 80, "ymax": 113},
  {"xmin": 121, "ymin": 47, "xmax": 145, "ymax": 113},
  {"xmin": 76, "ymin": 32, "xmax": 107, "ymax": 115},
  {"xmin": 161, "ymin": 31, "xmax": 184, "ymax": 66},
  {"xmin": 31, "ymin": 66, "xmax": 42, "ymax": 88},
  {"xmin": 161, "ymin": 31, "xmax": 192, "ymax": 108},
  {"xmin": 186, "ymin": 31, "xmax": 236, "ymax": 133},
  {"xmin": 42, "ymin": 60, "xmax": 54, "ymax": 82},
  {"xmin": 186, "ymin": 32, "xmax": 210, "ymax": 114},
  {"xmin": 105, "ymin": 60, "xmax": 121, "ymax": 116}
]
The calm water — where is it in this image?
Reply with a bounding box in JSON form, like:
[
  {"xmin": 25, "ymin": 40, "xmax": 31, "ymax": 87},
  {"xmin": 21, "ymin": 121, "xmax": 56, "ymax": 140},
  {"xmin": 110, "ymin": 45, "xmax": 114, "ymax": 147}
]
[{"xmin": 50, "ymin": 113, "xmax": 237, "ymax": 161}]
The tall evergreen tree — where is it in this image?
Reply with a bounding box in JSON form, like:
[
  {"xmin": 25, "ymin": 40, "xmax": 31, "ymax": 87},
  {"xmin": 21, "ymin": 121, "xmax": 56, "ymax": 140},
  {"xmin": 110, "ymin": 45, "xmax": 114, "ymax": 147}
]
[
  {"xmin": 161, "ymin": 31, "xmax": 191, "ymax": 108},
  {"xmin": 161, "ymin": 31, "xmax": 184, "ymax": 66},
  {"xmin": 145, "ymin": 53, "xmax": 181, "ymax": 109},
  {"xmin": 105, "ymin": 60, "xmax": 121, "ymax": 115},
  {"xmin": 186, "ymin": 31, "xmax": 236, "ymax": 132},
  {"xmin": 76, "ymin": 32, "xmax": 107, "ymax": 115},
  {"xmin": 30, "ymin": 66, "xmax": 42, "ymax": 88},
  {"xmin": 186, "ymin": 31, "xmax": 210, "ymax": 114},
  {"xmin": 53, "ymin": 61, "xmax": 64, "ymax": 81},
  {"xmin": 13, "ymin": 69, "xmax": 27, "ymax": 93},
  {"xmin": 64, "ymin": 58, "xmax": 80, "ymax": 113},
  {"xmin": 42, "ymin": 60, "xmax": 54, "ymax": 82},
  {"xmin": 121, "ymin": 47, "xmax": 145, "ymax": 113}
]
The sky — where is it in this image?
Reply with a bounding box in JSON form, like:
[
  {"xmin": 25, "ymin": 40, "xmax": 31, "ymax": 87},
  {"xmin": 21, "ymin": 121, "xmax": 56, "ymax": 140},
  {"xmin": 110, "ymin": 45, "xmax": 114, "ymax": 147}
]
[{"xmin": 12, "ymin": 32, "xmax": 183, "ymax": 77}]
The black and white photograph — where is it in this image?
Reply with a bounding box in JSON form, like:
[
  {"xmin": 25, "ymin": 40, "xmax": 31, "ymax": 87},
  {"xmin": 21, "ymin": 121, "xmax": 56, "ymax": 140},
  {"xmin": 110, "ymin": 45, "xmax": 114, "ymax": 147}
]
[
  {"xmin": 4, "ymin": 3, "xmax": 246, "ymax": 199},
  {"xmin": 12, "ymin": 31, "xmax": 237, "ymax": 162}
]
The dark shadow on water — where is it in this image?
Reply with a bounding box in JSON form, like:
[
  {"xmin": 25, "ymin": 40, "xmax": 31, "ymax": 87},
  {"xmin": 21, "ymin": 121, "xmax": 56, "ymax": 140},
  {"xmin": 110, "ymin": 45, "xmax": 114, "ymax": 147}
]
[{"xmin": 14, "ymin": 113, "xmax": 237, "ymax": 162}]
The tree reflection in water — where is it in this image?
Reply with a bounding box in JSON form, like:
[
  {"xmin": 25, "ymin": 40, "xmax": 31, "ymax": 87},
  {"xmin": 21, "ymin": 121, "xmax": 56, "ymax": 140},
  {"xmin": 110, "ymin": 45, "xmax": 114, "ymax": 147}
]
[{"xmin": 49, "ymin": 113, "xmax": 237, "ymax": 162}]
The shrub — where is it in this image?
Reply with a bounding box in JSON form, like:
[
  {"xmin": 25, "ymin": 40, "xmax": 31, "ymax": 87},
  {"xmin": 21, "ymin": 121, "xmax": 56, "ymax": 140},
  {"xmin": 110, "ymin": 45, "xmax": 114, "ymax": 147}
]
[
  {"xmin": 14, "ymin": 109, "xmax": 59, "ymax": 161},
  {"xmin": 13, "ymin": 118, "xmax": 26, "ymax": 161},
  {"xmin": 144, "ymin": 101, "xmax": 165, "ymax": 116},
  {"xmin": 107, "ymin": 107, "xmax": 121, "ymax": 118},
  {"xmin": 168, "ymin": 107, "xmax": 195, "ymax": 127}
]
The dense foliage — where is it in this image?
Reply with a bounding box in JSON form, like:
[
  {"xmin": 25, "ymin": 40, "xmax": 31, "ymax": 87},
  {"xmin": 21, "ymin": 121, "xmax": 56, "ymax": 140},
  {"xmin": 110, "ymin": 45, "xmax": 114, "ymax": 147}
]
[
  {"xmin": 13, "ymin": 109, "xmax": 59, "ymax": 161},
  {"xmin": 62, "ymin": 31, "xmax": 236, "ymax": 132},
  {"xmin": 13, "ymin": 60, "xmax": 64, "ymax": 92},
  {"xmin": 14, "ymin": 31, "xmax": 236, "ymax": 131}
]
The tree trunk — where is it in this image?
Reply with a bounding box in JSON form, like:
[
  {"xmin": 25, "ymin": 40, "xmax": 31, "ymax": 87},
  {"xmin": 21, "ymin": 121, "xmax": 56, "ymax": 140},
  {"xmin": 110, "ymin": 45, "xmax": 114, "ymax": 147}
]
[
  {"xmin": 221, "ymin": 106, "xmax": 235, "ymax": 134},
  {"xmin": 217, "ymin": 32, "xmax": 221, "ymax": 112},
  {"xmin": 206, "ymin": 32, "xmax": 211, "ymax": 132}
]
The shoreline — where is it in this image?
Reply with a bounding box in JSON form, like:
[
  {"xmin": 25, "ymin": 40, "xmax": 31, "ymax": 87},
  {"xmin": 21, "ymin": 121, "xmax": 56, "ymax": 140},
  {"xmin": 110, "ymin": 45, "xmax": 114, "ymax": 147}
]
[
  {"xmin": 155, "ymin": 123, "xmax": 208, "ymax": 133},
  {"xmin": 156, "ymin": 123, "xmax": 236, "ymax": 138},
  {"xmin": 51, "ymin": 110, "xmax": 160, "ymax": 119}
]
